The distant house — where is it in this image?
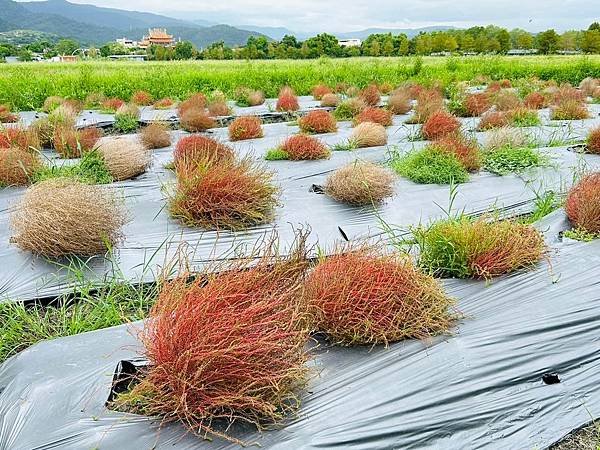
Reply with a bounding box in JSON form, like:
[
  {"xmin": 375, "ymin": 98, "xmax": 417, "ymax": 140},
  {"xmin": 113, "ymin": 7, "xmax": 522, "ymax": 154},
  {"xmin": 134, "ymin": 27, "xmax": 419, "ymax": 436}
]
[
  {"xmin": 138, "ymin": 28, "xmax": 176, "ymax": 49},
  {"xmin": 108, "ymin": 54, "xmax": 146, "ymax": 61},
  {"xmin": 49, "ymin": 55, "xmax": 78, "ymax": 62},
  {"xmin": 338, "ymin": 38, "xmax": 362, "ymax": 48},
  {"xmin": 116, "ymin": 37, "xmax": 139, "ymax": 49},
  {"xmin": 557, "ymin": 50, "xmax": 582, "ymax": 55},
  {"xmin": 507, "ymin": 49, "xmax": 538, "ymax": 55},
  {"xmin": 430, "ymin": 51, "xmax": 452, "ymax": 57}
]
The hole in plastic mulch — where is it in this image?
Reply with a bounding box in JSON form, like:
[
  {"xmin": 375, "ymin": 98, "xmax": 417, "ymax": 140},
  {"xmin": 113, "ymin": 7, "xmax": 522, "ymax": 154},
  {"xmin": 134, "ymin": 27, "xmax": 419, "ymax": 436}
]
[{"xmin": 542, "ymin": 373, "xmax": 561, "ymax": 385}]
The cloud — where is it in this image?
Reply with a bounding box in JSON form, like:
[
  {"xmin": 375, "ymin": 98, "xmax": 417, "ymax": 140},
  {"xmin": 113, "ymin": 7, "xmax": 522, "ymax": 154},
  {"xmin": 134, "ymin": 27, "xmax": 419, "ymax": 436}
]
[{"xmin": 65, "ymin": 0, "xmax": 596, "ymax": 33}]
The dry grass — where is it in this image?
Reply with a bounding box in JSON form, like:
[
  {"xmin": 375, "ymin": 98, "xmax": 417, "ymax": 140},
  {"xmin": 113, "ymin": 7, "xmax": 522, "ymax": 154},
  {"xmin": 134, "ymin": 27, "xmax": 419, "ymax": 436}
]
[
  {"xmin": 354, "ymin": 107, "xmax": 393, "ymax": 127},
  {"xmin": 566, "ymin": 173, "xmax": 600, "ymax": 234},
  {"xmin": 550, "ymin": 100, "xmax": 590, "ymax": 120},
  {"xmin": 42, "ymin": 96, "xmax": 65, "ymax": 112},
  {"xmin": 10, "ymin": 178, "xmax": 127, "ymax": 257},
  {"xmin": 298, "ymin": 110, "xmax": 337, "ymax": 134},
  {"xmin": 174, "ymin": 135, "xmax": 235, "ymax": 178},
  {"xmin": 140, "ymin": 123, "xmax": 172, "ymax": 149},
  {"xmin": 320, "ymin": 93, "xmax": 340, "ymax": 107},
  {"xmin": 179, "ymin": 108, "xmax": 216, "ymax": 132},
  {"xmin": 421, "ymin": 111, "xmax": 461, "ymax": 140},
  {"xmin": 280, "ymin": 134, "xmax": 330, "ymax": 160},
  {"xmin": 483, "ymin": 126, "xmax": 529, "ymax": 151},
  {"xmin": 579, "ymin": 77, "xmax": 599, "ymax": 97},
  {"xmin": 0, "ymin": 104, "xmax": 18, "ymax": 123},
  {"xmin": 229, "ymin": 116, "xmax": 263, "ymax": 141},
  {"xmin": 325, "ymin": 160, "xmax": 394, "ymax": 205},
  {"xmin": 170, "ymin": 156, "xmax": 279, "ymax": 230},
  {"xmin": 115, "ymin": 232, "xmax": 311, "ymax": 444},
  {"xmin": 387, "ymin": 91, "xmax": 412, "ymax": 115},
  {"xmin": 587, "ymin": 126, "xmax": 600, "ymax": 154},
  {"xmin": 102, "ymin": 98, "xmax": 125, "ymax": 112},
  {"xmin": 207, "ymin": 100, "xmax": 231, "ymax": 117},
  {"xmin": 97, "ymin": 137, "xmax": 152, "ymax": 181},
  {"xmin": 116, "ymin": 103, "xmax": 140, "ymax": 119},
  {"xmin": 490, "ymin": 89, "xmax": 522, "ymax": 111},
  {"xmin": 304, "ymin": 243, "xmax": 454, "ymax": 346},
  {"xmin": 350, "ymin": 122, "xmax": 387, "ymax": 148},
  {"xmin": 84, "ymin": 92, "xmax": 106, "ymax": 109},
  {"xmin": 0, "ymin": 147, "xmax": 41, "ymax": 186}
]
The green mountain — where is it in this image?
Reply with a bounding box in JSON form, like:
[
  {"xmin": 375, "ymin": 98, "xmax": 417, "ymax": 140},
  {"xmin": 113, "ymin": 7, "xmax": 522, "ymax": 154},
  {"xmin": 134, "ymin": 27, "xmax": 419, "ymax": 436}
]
[{"xmin": 0, "ymin": 0, "xmax": 266, "ymax": 47}]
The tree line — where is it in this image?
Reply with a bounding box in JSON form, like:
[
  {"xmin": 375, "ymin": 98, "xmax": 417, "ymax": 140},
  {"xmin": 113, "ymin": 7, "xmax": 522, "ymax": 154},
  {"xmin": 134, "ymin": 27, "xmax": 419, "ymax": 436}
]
[{"xmin": 2, "ymin": 23, "xmax": 600, "ymax": 62}]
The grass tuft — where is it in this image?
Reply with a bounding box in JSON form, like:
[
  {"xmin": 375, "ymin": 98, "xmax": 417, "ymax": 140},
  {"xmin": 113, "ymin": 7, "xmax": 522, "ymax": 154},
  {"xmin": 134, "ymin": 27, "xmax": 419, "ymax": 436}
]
[{"xmin": 390, "ymin": 146, "xmax": 469, "ymax": 184}]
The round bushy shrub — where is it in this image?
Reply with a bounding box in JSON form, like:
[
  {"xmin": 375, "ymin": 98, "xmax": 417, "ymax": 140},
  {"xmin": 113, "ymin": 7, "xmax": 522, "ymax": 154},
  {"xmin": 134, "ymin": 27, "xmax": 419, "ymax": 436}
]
[
  {"xmin": 298, "ymin": 110, "xmax": 337, "ymax": 134},
  {"xmin": 565, "ymin": 173, "xmax": 600, "ymax": 234},
  {"xmin": 432, "ymin": 135, "xmax": 481, "ymax": 172},
  {"xmin": 464, "ymin": 93, "xmax": 491, "ymax": 117},
  {"xmin": 10, "ymin": 178, "xmax": 127, "ymax": 257},
  {"xmin": 53, "ymin": 126, "xmax": 102, "ymax": 158},
  {"xmin": 334, "ymin": 98, "xmax": 367, "ymax": 120},
  {"xmin": 174, "ymin": 135, "xmax": 235, "ymax": 178},
  {"xmin": 140, "ymin": 123, "xmax": 172, "ymax": 149},
  {"xmin": 97, "ymin": 137, "xmax": 152, "ymax": 181},
  {"xmin": 359, "ymin": 84, "xmax": 381, "ymax": 107},
  {"xmin": 279, "ymin": 135, "xmax": 330, "ymax": 160},
  {"xmin": 477, "ymin": 111, "xmax": 510, "ymax": 131},
  {"xmin": 387, "ymin": 91, "xmax": 412, "ymax": 115},
  {"xmin": 154, "ymin": 98, "xmax": 176, "ymax": 110},
  {"xmin": 354, "ymin": 107, "xmax": 393, "ymax": 127},
  {"xmin": 523, "ymin": 92, "xmax": 546, "ymax": 109},
  {"xmin": 587, "ymin": 126, "xmax": 600, "ymax": 154},
  {"xmin": 102, "ymin": 98, "xmax": 125, "ymax": 113},
  {"xmin": 320, "ymin": 93, "xmax": 340, "ymax": 107},
  {"xmin": 276, "ymin": 87, "xmax": 300, "ymax": 112},
  {"xmin": 312, "ymin": 84, "xmax": 332, "ymax": 100},
  {"xmin": 350, "ymin": 122, "xmax": 387, "ymax": 148},
  {"xmin": 180, "ymin": 108, "xmax": 216, "ymax": 132},
  {"xmin": 304, "ymin": 245, "xmax": 454, "ymax": 346},
  {"xmin": 390, "ymin": 146, "xmax": 469, "ymax": 184},
  {"xmin": 421, "ymin": 111, "xmax": 461, "ymax": 140},
  {"xmin": 325, "ymin": 161, "xmax": 394, "ymax": 205},
  {"xmin": 0, "ymin": 127, "xmax": 41, "ymax": 152},
  {"xmin": 0, "ymin": 147, "xmax": 41, "ymax": 186},
  {"xmin": 228, "ymin": 116, "xmax": 263, "ymax": 141},
  {"xmin": 131, "ymin": 91, "xmax": 153, "ymax": 106}
]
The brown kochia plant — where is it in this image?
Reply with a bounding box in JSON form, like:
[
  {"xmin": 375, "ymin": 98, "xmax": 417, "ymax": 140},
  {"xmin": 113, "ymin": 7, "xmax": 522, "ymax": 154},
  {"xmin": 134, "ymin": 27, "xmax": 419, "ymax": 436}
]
[
  {"xmin": 97, "ymin": 137, "xmax": 152, "ymax": 181},
  {"xmin": 565, "ymin": 173, "xmax": 600, "ymax": 234},
  {"xmin": 0, "ymin": 147, "xmax": 41, "ymax": 186},
  {"xmin": 303, "ymin": 243, "xmax": 454, "ymax": 346},
  {"xmin": 140, "ymin": 123, "xmax": 172, "ymax": 149},
  {"xmin": 112, "ymin": 231, "xmax": 311, "ymax": 444},
  {"xmin": 10, "ymin": 178, "xmax": 127, "ymax": 257},
  {"xmin": 350, "ymin": 122, "xmax": 387, "ymax": 148},
  {"xmin": 325, "ymin": 161, "xmax": 394, "ymax": 205}
]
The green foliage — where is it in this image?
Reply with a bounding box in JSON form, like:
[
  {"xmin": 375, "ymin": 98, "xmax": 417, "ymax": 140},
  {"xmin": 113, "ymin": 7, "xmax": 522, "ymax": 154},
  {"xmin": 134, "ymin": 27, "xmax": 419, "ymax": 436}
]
[
  {"xmin": 390, "ymin": 146, "xmax": 469, "ymax": 184},
  {"xmin": 483, "ymin": 146, "xmax": 547, "ymax": 175},
  {"xmin": 33, "ymin": 150, "xmax": 113, "ymax": 184},
  {"xmin": 331, "ymin": 139, "xmax": 358, "ymax": 151},
  {"xmin": 114, "ymin": 113, "xmax": 139, "ymax": 133},
  {"xmin": 520, "ymin": 191, "xmax": 561, "ymax": 223},
  {"xmin": 510, "ymin": 109, "xmax": 541, "ymax": 127},
  {"xmin": 265, "ymin": 148, "xmax": 290, "ymax": 160},
  {"xmin": 563, "ymin": 228, "xmax": 599, "ymax": 241}
]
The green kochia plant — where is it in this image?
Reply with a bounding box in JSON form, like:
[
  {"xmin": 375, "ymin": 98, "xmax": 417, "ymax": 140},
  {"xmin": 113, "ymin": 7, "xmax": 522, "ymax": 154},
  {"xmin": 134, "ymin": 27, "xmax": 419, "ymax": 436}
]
[
  {"xmin": 114, "ymin": 113, "xmax": 139, "ymax": 133},
  {"xmin": 483, "ymin": 145, "xmax": 548, "ymax": 175},
  {"xmin": 390, "ymin": 146, "xmax": 469, "ymax": 184},
  {"xmin": 265, "ymin": 148, "xmax": 290, "ymax": 160}
]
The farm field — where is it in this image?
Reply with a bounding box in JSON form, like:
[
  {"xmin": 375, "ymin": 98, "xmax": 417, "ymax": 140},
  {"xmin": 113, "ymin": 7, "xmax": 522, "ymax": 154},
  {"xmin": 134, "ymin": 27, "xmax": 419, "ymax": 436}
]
[
  {"xmin": 1, "ymin": 55, "xmax": 600, "ymax": 109},
  {"xmin": 0, "ymin": 69, "xmax": 600, "ymax": 449}
]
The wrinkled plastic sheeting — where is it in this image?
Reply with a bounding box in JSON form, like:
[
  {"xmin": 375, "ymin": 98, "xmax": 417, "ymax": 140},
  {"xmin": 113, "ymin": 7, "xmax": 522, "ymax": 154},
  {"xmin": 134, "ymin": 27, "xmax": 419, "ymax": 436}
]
[
  {"xmin": 0, "ymin": 211, "xmax": 599, "ymax": 449},
  {"xmin": 2, "ymin": 115, "xmax": 600, "ymax": 301}
]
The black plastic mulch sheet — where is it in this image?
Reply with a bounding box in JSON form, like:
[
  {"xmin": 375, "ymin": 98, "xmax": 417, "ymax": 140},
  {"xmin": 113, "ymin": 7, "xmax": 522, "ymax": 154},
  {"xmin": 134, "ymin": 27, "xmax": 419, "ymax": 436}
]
[
  {"xmin": 1, "ymin": 110, "xmax": 600, "ymax": 301},
  {"xmin": 0, "ymin": 211, "xmax": 599, "ymax": 449}
]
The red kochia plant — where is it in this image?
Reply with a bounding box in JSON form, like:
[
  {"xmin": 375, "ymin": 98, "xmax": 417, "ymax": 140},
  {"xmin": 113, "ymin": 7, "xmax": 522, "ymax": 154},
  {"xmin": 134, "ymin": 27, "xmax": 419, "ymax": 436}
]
[
  {"xmin": 422, "ymin": 111, "xmax": 461, "ymax": 140},
  {"xmin": 52, "ymin": 126, "xmax": 102, "ymax": 158},
  {"xmin": 276, "ymin": 87, "xmax": 300, "ymax": 112},
  {"xmin": 0, "ymin": 104, "xmax": 18, "ymax": 123},
  {"xmin": 298, "ymin": 110, "xmax": 337, "ymax": 133},
  {"xmin": 174, "ymin": 135, "xmax": 235, "ymax": 178},
  {"xmin": 179, "ymin": 108, "xmax": 216, "ymax": 132},
  {"xmin": 354, "ymin": 107, "xmax": 393, "ymax": 127},
  {"xmin": 101, "ymin": 98, "xmax": 125, "ymax": 112},
  {"xmin": 228, "ymin": 116, "xmax": 263, "ymax": 141},
  {"xmin": 359, "ymin": 84, "xmax": 381, "ymax": 107},
  {"xmin": 117, "ymin": 232, "xmax": 311, "ymax": 443},
  {"xmin": 304, "ymin": 244, "xmax": 454, "ymax": 346},
  {"xmin": 0, "ymin": 147, "xmax": 41, "ymax": 186},
  {"xmin": 432, "ymin": 135, "xmax": 481, "ymax": 172},
  {"xmin": 524, "ymin": 92, "xmax": 546, "ymax": 109},
  {"xmin": 565, "ymin": 173, "xmax": 600, "ymax": 234},
  {"xmin": 170, "ymin": 156, "xmax": 279, "ymax": 230},
  {"xmin": 154, "ymin": 98, "xmax": 176, "ymax": 109},
  {"xmin": 178, "ymin": 93, "xmax": 207, "ymax": 116},
  {"xmin": 464, "ymin": 93, "xmax": 491, "ymax": 116},
  {"xmin": 409, "ymin": 88, "xmax": 445, "ymax": 123},
  {"xmin": 311, "ymin": 84, "xmax": 332, "ymax": 100},
  {"xmin": 587, "ymin": 126, "xmax": 600, "ymax": 154},
  {"xmin": 280, "ymin": 134, "xmax": 330, "ymax": 160},
  {"xmin": 0, "ymin": 127, "xmax": 40, "ymax": 151},
  {"xmin": 131, "ymin": 91, "xmax": 153, "ymax": 106}
]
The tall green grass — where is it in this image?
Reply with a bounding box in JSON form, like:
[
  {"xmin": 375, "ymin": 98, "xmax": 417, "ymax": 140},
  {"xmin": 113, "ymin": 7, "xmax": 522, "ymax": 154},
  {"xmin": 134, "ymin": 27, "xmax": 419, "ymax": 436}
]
[{"xmin": 2, "ymin": 55, "xmax": 600, "ymax": 110}]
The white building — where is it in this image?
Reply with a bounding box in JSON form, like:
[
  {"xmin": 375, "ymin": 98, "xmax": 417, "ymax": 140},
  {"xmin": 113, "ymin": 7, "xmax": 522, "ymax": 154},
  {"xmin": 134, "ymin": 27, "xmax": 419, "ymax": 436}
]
[
  {"xmin": 338, "ymin": 38, "xmax": 362, "ymax": 48},
  {"xmin": 116, "ymin": 37, "xmax": 139, "ymax": 49}
]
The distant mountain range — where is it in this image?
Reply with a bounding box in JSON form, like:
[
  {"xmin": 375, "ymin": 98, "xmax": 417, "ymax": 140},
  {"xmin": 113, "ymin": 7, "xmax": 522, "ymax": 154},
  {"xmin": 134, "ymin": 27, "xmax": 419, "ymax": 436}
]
[{"xmin": 0, "ymin": 0, "xmax": 457, "ymax": 48}]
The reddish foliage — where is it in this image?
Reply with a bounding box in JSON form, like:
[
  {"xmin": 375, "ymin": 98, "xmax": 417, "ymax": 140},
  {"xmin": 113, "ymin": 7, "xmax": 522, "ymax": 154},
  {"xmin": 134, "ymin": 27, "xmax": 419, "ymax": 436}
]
[
  {"xmin": 477, "ymin": 111, "xmax": 510, "ymax": 131},
  {"xmin": 102, "ymin": 98, "xmax": 125, "ymax": 112},
  {"xmin": 280, "ymin": 134, "xmax": 330, "ymax": 160},
  {"xmin": 131, "ymin": 91, "xmax": 153, "ymax": 106},
  {"xmin": 170, "ymin": 156, "xmax": 279, "ymax": 230},
  {"xmin": 303, "ymin": 245, "xmax": 454, "ymax": 346},
  {"xmin": 334, "ymin": 82, "xmax": 350, "ymax": 93},
  {"xmin": 228, "ymin": 116, "xmax": 263, "ymax": 141},
  {"xmin": 154, "ymin": 98, "xmax": 176, "ymax": 109},
  {"xmin": 409, "ymin": 89, "xmax": 445, "ymax": 123},
  {"xmin": 276, "ymin": 89, "xmax": 300, "ymax": 112},
  {"xmin": 52, "ymin": 126, "xmax": 101, "ymax": 158},
  {"xmin": 179, "ymin": 108, "xmax": 216, "ymax": 132},
  {"xmin": 587, "ymin": 126, "xmax": 600, "ymax": 154},
  {"xmin": 0, "ymin": 127, "xmax": 40, "ymax": 151},
  {"xmin": 432, "ymin": 135, "xmax": 481, "ymax": 172},
  {"xmin": 174, "ymin": 135, "xmax": 235, "ymax": 178},
  {"xmin": 207, "ymin": 100, "xmax": 231, "ymax": 117},
  {"xmin": 311, "ymin": 84, "xmax": 332, "ymax": 100},
  {"xmin": 422, "ymin": 111, "xmax": 461, "ymax": 140},
  {"xmin": 125, "ymin": 235, "xmax": 310, "ymax": 441},
  {"xmin": 298, "ymin": 110, "xmax": 337, "ymax": 133},
  {"xmin": 0, "ymin": 147, "xmax": 41, "ymax": 186},
  {"xmin": 551, "ymin": 85, "xmax": 585, "ymax": 105},
  {"xmin": 523, "ymin": 92, "xmax": 546, "ymax": 109},
  {"xmin": 491, "ymin": 90, "xmax": 522, "ymax": 111},
  {"xmin": 464, "ymin": 93, "xmax": 491, "ymax": 116},
  {"xmin": 408, "ymin": 83, "xmax": 425, "ymax": 99},
  {"xmin": 566, "ymin": 173, "xmax": 600, "ymax": 233},
  {"xmin": 354, "ymin": 107, "xmax": 393, "ymax": 127},
  {"xmin": 0, "ymin": 105, "xmax": 18, "ymax": 123},
  {"xmin": 378, "ymin": 82, "xmax": 394, "ymax": 94},
  {"xmin": 359, "ymin": 84, "xmax": 381, "ymax": 107}
]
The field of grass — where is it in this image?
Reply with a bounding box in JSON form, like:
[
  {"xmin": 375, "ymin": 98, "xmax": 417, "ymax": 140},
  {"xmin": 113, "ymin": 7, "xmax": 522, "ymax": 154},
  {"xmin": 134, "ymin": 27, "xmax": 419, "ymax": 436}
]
[{"xmin": 1, "ymin": 55, "xmax": 600, "ymax": 110}]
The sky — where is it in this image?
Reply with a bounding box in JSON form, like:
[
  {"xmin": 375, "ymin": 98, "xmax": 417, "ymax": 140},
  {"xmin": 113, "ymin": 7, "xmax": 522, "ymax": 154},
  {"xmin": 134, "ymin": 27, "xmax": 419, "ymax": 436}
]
[{"xmin": 20, "ymin": 0, "xmax": 599, "ymax": 33}]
